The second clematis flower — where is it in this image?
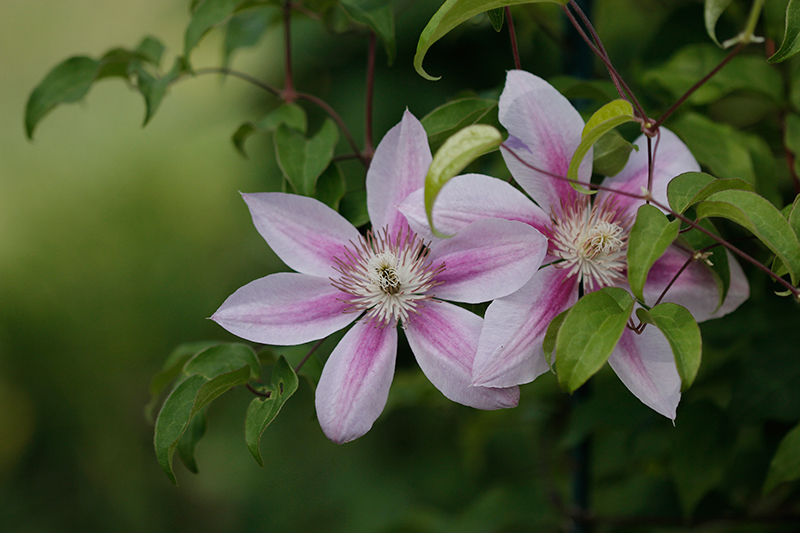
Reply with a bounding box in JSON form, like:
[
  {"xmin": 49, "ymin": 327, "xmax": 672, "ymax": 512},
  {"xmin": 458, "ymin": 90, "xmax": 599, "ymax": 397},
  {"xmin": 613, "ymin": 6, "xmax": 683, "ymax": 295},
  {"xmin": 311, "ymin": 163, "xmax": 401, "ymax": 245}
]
[
  {"xmin": 212, "ymin": 110, "xmax": 548, "ymax": 443},
  {"xmin": 400, "ymin": 71, "xmax": 750, "ymax": 419}
]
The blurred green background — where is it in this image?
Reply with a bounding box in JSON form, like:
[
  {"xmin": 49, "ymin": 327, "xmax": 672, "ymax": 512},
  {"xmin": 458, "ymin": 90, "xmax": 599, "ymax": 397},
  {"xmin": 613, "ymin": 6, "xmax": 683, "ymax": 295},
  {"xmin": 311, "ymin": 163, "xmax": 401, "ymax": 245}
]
[{"xmin": 2, "ymin": 1, "xmax": 800, "ymax": 532}]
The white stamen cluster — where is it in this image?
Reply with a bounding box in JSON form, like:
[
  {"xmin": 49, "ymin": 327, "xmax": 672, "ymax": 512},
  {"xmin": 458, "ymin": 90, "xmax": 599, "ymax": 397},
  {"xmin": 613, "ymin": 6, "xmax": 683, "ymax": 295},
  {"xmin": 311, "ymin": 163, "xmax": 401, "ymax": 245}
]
[
  {"xmin": 331, "ymin": 226, "xmax": 445, "ymax": 327},
  {"xmin": 547, "ymin": 196, "xmax": 631, "ymax": 291}
]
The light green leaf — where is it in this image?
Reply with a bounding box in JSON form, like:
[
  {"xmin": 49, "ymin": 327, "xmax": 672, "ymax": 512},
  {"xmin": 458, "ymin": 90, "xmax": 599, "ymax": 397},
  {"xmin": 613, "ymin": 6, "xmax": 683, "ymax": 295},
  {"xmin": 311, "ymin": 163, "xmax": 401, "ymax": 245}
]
[
  {"xmin": 696, "ymin": 189, "xmax": 800, "ymax": 284},
  {"xmin": 555, "ymin": 287, "xmax": 634, "ymax": 393},
  {"xmin": 421, "ymin": 98, "xmax": 498, "ymax": 151},
  {"xmin": 769, "ymin": 0, "xmax": 800, "ymax": 62},
  {"xmin": 487, "ymin": 7, "xmax": 505, "ymax": 32},
  {"xmin": 648, "ymin": 303, "xmax": 702, "ymax": 392},
  {"xmin": 542, "ymin": 310, "xmax": 569, "ymax": 371},
  {"xmin": 315, "ymin": 164, "xmax": 346, "ymax": 209},
  {"xmin": 567, "ymin": 99, "xmax": 637, "ymax": 194},
  {"xmin": 275, "ymin": 119, "xmax": 339, "ymax": 197},
  {"xmin": 667, "ymin": 172, "xmax": 755, "ymax": 215},
  {"xmin": 764, "ymin": 422, "xmax": 800, "ymax": 493},
  {"xmin": 176, "ymin": 408, "xmax": 207, "ymax": 474},
  {"xmin": 185, "ymin": 0, "xmax": 242, "ymax": 59},
  {"xmin": 414, "ymin": 0, "xmax": 567, "ymax": 81},
  {"xmin": 339, "ymin": 190, "xmax": 369, "ymax": 227},
  {"xmin": 592, "ymin": 129, "xmax": 636, "ymax": 177},
  {"xmin": 705, "ymin": 0, "xmax": 735, "ymax": 47},
  {"xmin": 245, "ymin": 356, "xmax": 299, "ymax": 466},
  {"xmin": 340, "ymin": 0, "xmax": 396, "ymax": 65},
  {"xmin": 424, "ymin": 124, "xmax": 502, "ymax": 237},
  {"xmin": 627, "ymin": 205, "xmax": 681, "ymax": 302}
]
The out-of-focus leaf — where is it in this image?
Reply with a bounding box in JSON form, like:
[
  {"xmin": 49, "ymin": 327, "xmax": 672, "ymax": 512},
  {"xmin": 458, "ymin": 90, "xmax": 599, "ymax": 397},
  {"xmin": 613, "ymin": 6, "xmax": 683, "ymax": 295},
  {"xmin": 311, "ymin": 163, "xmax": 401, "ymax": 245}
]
[
  {"xmin": 232, "ymin": 103, "xmax": 307, "ymax": 157},
  {"xmin": 567, "ymin": 99, "xmax": 636, "ymax": 194},
  {"xmin": 627, "ymin": 205, "xmax": 681, "ymax": 302},
  {"xmin": 592, "ymin": 129, "xmax": 636, "ymax": 177},
  {"xmin": 704, "ymin": 0, "xmax": 735, "ymax": 47},
  {"xmin": 648, "ymin": 303, "xmax": 702, "ymax": 391},
  {"xmin": 425, "ymin": 125, "xmax": 502, "ymax": 237},
  {"xmin": 549, "ymin": 76, "xmax": 619, "ymax": 104},
  {"xmin": 340, "ymin": 0, "xmax": 396, "ymax": 65},
  {"xmin": 784, "ymin": 113, "xmax": 800, "ymax": 178},
  {"xmin": 421, "ymin": 98, "xmax": 498, "ymax": 151},
  {"xmin": 315, "ymin": 163, "xmax": 346, "ymax": 209},
  {"xmin": 136, "ymin": 36, "xmax": 166, "ymax": 65},
  {"xmin": 769, "ymin": 0, "xmax": 800, "ymax": 62},
  {"xmin": 696, "ymin": 189, "xmax": 800, "ymax": 284},
  {"xmin": 678, "ymin": 218, "xmax": 731, "ymax": 310},
  {"xmin": 764, "ymin": 422, "xmax": 800, "ymax": 492},
  {"xmin": 414, "ymin": 0, "xmax": 567, "ymax": 81},
  {"xmin": 542, "ymin": 310, "xmax": 568, "ymax": 371},
  {"xmin": 487, "ymin": 7, "xmax": 505, "ymax": 31},
  {"xmin": 245, "ymin": 356, "xmax": 299, "ymax": 466},
  {"xmin": 339, "ymin": 190, "xmax": 369, "ymax": 227},
  {"xmin": 176, "ymin": 408, "xmax": 207, "ymax": 474},
  {"xmin": 224, "ymin": 5, "xmax": 279, "ymax": 66},
  {"xmin": 137, "ymin": 57, "xmax": 188, "ymax": 126},
  {"xmin": 185, "ymin": 0, "xmax": 242, "ymax": 59},
  {"xmin": 555, "ymin": 287, "xmax": 634, "ymax": 393},
  {"xmin": 667, "ymin": 172, "xmax": 754, "ymax": 215},
  {"xmin": 275, "ymin": 119, "xmax": 339, "ymax": 196}
]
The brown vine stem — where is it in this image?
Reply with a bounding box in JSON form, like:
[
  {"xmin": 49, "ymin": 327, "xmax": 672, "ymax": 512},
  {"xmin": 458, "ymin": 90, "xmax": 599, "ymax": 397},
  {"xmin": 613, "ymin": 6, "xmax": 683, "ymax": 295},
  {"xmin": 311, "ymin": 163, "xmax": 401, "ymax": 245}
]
[
  {"xmin": 295, "ymin": 337, "xmax": 326, "ymax": 373},
  {"xmin": 505, "ymin": 6, "xmax": 521, "ymax": 70}
]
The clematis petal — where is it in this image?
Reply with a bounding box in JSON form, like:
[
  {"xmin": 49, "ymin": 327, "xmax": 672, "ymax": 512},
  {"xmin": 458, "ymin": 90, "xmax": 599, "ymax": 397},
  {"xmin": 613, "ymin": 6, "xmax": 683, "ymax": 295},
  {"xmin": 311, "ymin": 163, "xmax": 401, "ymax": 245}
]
[
  {"xmin": 398, "ymin": 173, "xmax": 551, "ymax": 240},
  {"xmin": 315, "ymin": 321, "xmax": 397, "ymax": 444},
  {"xmin": 367, "ymin": 110, "xmax": 432, "ymax": 232},
  {"xmin": 608, "ymin": 325, "xmax": 681, "ymax": 420},
  {"xmin": 598, "ymin": 128, "xmax": 700, "ymax": 219},
  {"xmin": 211, "ymin": 272, "xmax": 357, "ymax": 345},
  {"xmin": 642, "ymin": 246, "xmax": 749, "ymax": 322},
  {"xmin": 427, "ymin": 218, "xmax": 547, "ymax": 303},
  {"xmin": 243, "ymin": 192, "xmax": 361, "ymax": 278},
  {"xmin": 498, "ymin": 70, "xmax": 590, "ymax": 214},
  {"xmin": 472, "ymin": 265, "xmax": 578, "ymax": 388},
  {"xmin": 406, "ymin": 302, "xmax": 519, "ymax": 409}
]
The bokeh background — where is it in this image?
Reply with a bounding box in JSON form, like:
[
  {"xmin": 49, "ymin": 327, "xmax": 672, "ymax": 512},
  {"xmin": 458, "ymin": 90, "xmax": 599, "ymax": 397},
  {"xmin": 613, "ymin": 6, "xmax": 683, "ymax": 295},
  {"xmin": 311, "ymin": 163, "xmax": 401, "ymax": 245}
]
[{"xmin": 2, "ymin": 1, "xmax": 800, "ymax": 532}]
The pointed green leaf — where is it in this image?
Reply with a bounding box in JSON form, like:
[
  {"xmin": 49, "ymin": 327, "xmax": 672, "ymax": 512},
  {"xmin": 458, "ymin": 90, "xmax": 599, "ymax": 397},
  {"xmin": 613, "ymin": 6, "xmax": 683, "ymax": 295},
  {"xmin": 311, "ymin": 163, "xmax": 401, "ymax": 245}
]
[
  {"xmin": 591, "ymin": 129, "xmax": 636, "ymax": 177},
  {"xmin": 176, "ymin": 408, "xmax": 207, "ymax": 474},
  {"xmin": 696, "ymin": 189, "xmax": 800, "ymax": 284},
  {"xmin": 414, "ymin": 0, "xmax": 567, "ymax": 81},
  {"xmin": 555, "ymin": 287, "xmax": 634, "ymax": 393},
  {"xmin": 769, "ymin": 0, "xmax": 800, "ymax": 62},
  {"xmin": 245, "ymin": 356, "xmax": 299, "ymax": 466},
  {"xmin": 705, "ymin": 0, "xmax": 735, "ymax": 47},
  {"xmin": 542, "ymin": 309, "xmax": 569, "ymax": 371},
  {"xmin": 567, "ymin": 99, "xmax": 637, "ymax": 194},
  {"xmin": 425, "ymin": 124, "xmax": 502, "ymax": 237},
  {"xmin": 233, "ymin": 104, "xmax": 307, "ymax": 157},
  {"xmin": 184, "ymin": 343, "xmax": 260, "ymax": 380},
  {"xmin": 648, "ymin": 303, "xmax": 702, "ymax": 391},
  {"xmin": 678, "ymin": 218, "xmax": 731, "ymax": 310},
  {"xmin": 224, "ymin": 5, "xmax": 279, "ymax": 67},
  {"xmin": 421, "ymin": 98, "xmax": 498, "ymax": 151},
  {"xmin": 275, "ymin": 118, "xmax": 339, "ymax": 197},
  {"xmin": 764, "ymin": 422, "xmax": 800, "ymax": 493},
  {"xmin": 315, "ymin": 163, "xmax": 346, "ymax": 209},
  {"xmin": 667, "ymin": 172, "xmax": 754, "ymax": 215},
  {"xmin": 340, "ymin": 0, "xmax": 396, "ymax": 65},
  {"xmin": 627, "ymin": 205, "xmax": 681, "ymax": 302},
  {"xmin": 185, "ymin": 0, "xmax": 242, "ymax": 59},
  {"xmin": 135, "ymin": 36, "xmax": 166, "ymax": 65},
  {"xmin": 137, "ymin": 57, "xmax": 187, "ymax": 126},
  {"xmin": 487, "ymin": 7, "xmax": 505, "ymax": 32}
]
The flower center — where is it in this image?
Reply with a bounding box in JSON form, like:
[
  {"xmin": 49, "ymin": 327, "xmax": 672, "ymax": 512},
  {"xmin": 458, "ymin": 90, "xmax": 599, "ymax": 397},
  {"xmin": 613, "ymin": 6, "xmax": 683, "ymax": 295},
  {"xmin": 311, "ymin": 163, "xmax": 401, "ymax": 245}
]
[
  {"xmin": 546, "ymin": 196, "xmax": 631, "ymax": 291},
  {"xmin": 331, "ymin": 226, "xmax": 445, "ymax": 327}
]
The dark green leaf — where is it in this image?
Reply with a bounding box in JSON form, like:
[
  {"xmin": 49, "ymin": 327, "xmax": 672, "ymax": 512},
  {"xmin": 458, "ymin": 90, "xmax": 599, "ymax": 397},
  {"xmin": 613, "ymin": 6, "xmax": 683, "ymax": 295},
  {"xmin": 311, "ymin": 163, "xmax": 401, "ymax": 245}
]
[
  {"xmin": 339, "ymin": 190, "xmax": 369, "ymax": 227},
  {"xmin": 667, "ymin": 171, "xmax": 754, "ymax": 215},
  {"xmin": 769, "ymin": 0, "xmax": 800, "ymax": 62},
  {"xmin": 764, "ymin": 422, "xmax": 800, "ymax": 492},
  {"xmin": 176, "ymin": 408, "xmax": 207, "ymax": 474},
  {"xmin": 592, "ymin": 129, "xmax": 636, "ymax": 177},
  {"xmin": 678, "ymin": 218, "xmax": 731, "ymax": 310},
  {"xmin": 487, "ymin": 7, "xmax": 505, "ymax": 31},
  {"xmin": 224, "ymin": 5, "xmax": 279, "ymax": 66},
  {"xmin": 233, "ymin": 104, "xmax": 307, "ymax": 157},
  {"xmin": 548, "ymin": 76, "xmax": 619, "ymax": 104},
  {"xmin": 648, "ymin": 303, "xmax": 702, "ymax": 391},
  {"xmin": 185, "ymin": 0, "xmax": 242, "ymax": 59},
  {"xmin": 183, "ymin": 343, "xmax": 260, "ymax": 380},
  {"xmin": 315, "ymin": 164, "xmax": 346, "ymax": 209},
  {"xmin": 542, "ymin": 310, "xmax": 568, "ymax": 371},
  {"xmin": 627, "ymin": 205, "xmax": 681, "ymax": 302},
  {"xmin": 275, "ymin": 119, "xmax": 339, "ymax": 196},
  {"xmin": 245, "ymin": 356, "xmax": 299, "ymax": 466},
  {"xmin": 704, "ymin": 0, "xmax": 735, "ymax": 47},
  {"xmin": 555, "ymin": 287, "xmax": 634, "ymax": 393},
  {"xmin": 137, "ymin": 57, "xmax": 187, "ymax": 126},
  {"xmin": 135, "ymin": 36, "xmax": 166, "ymax": 66},
  {"xmin": 421, "ymin": 98, "xmax": 498, "ymax": 151},
  {"xmin": 340, "ymin": 0, "xmax": 396, "ymax": 65}
]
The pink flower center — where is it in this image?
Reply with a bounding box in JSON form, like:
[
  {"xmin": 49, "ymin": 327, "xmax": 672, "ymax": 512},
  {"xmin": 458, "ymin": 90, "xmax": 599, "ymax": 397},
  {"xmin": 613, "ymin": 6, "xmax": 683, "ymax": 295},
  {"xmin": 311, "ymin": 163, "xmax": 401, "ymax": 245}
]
[
  {"xmin": 330, "ymin": 226, "xmax": 445, "ymax": 328},
  {"xmin": 545, "ymin": 195, "xmax": 632, "ymax": 292}
]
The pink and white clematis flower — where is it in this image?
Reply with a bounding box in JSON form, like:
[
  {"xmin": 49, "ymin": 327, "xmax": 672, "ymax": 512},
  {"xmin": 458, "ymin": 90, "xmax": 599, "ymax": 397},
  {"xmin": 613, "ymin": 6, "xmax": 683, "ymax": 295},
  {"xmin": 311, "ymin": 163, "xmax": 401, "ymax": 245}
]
[
  {"xmin": 212, "ymin": 110, "xmax": 548, "ymax": 443},
  {"xmin": 399, "ymin": 71, "xmax": 749, "ymax": 419}
]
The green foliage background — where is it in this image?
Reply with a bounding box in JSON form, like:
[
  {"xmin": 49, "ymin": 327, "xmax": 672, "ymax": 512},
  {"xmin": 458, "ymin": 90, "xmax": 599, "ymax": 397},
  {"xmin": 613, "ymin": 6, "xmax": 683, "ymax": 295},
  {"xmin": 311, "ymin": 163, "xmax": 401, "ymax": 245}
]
[{"xmin": 2, "ymin": 0, "xmax": 800, "ymax": 531}]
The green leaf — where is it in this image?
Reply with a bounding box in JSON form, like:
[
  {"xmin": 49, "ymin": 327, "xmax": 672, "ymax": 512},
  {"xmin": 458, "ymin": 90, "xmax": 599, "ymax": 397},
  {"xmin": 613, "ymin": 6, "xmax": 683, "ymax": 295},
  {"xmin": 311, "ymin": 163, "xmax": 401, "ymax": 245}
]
[
  {"xmin": 627, "ymin": 205, "xmax": 681, "ymax": 302},
  {"xmin": 666, "ymin": 172, "xmax": 755, "ymax": 215},
  {"xmin": 696, "ymin": 189, "xmax": 800, "ymax": 284},
  {"xmin": 176, "ymin": 408, "xmax": 207, "ymax": 474},
  {"xmin": 592, "ymin": 129, "xmax": 636, "ymax": 177},
  {"xmin": 421, "ymin": 98, "xmax": 498, "ymax": 152},
  {"xmin": 678, "ymin": 218, "xmax": 731, "ymax": 310},
  {"xmin": 648, "ymin": 303, "xmax": 702, "ymax": 391},
  {"xmin": 233, "ymin": 104, "xmax": 307, "ymax": 157},
  {"xmin": 245, "ymin": 356, "xmax": 299, "ymax": 466},
  {"xmin": 764, "ymin": 422, "xmax": 800, "ymax": 492},
  {"xmin": 704, "ymin": 0, "xmax": 735, "ymax": 47},
  {"xmin": 340, "ymin": 0, "xmax": 396, "ymax": 65},
  {"xmin": 549, "ymin": 76, "xmax": 619, "ymax": 104},
  {"xmin": 185, "ymin": 0, "xmax": 243, "ymax": 59},
  {"xmin": 184, "ymin": 342, "xmax": 261, "ymax": 380},
  {"xmin": 137, "ymin": 57, "xmax": 187, "ymax": 126},
  {"xmin": 542, "ymin": 310, "xmax": 569, "ymax": 371},
  {"xmin": 339, "ymin": 190, "xmax": 369, "ymax": 227},
  {"xmin": 769, "ymin": 0, "xmax": 800, "ymax": 62},
  {"xmin": 487, "ymin": 7, "xmax": 505, "ymax": 32},
  {"xmin": 414, "ymin": 0, "xmax": 567, "ymax": 81},
  {"xmin": 555, "ymin": 287, "xmax": 634, "ymax": 393},
  {"xmin": 275, "ymin": 119, "xmax": 339, "ymax": 197},
  {"xmin": 136, "ymin": 36, "xmax": 167, "ymax": 65},
  {"xmin": 315, "ymin": 164, "xmax": 346, "ymax": 209},
  {"xmin": 567, "ymin": 99, "xmax": 637, "ymax": 194},
  {"xmin": 224, "ymin": 5, "xmax": 279, "ymax": 66},
  {"xmin": 424, "ymin": 124, "xmax": 503, "ymax": 237}
]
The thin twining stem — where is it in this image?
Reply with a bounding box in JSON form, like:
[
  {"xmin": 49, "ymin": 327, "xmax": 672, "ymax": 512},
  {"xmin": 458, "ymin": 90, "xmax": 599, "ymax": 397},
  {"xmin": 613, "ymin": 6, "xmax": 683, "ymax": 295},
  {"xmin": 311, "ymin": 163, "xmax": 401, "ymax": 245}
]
[
  {"xmin": 505, "ymin": 7, "xmax": 522, "ymax": 70},
  {"xmin": 500, "ymin": 143, "xmax": 800, "ymax": 298},
  {"xmin": 282, "ymin": 0, "xmax": 296, "ymax": 102},
  {"xmin": 295, "ymin": 337, "xmax": 326, "ymax": 373}
]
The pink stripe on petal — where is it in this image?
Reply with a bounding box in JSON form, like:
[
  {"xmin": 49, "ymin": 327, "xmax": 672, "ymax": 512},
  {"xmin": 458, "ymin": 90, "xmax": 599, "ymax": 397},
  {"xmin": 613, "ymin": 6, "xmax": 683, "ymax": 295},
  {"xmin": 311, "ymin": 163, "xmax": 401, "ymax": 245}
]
[
  {"xmin": 428, "ymin": 218, "xmax": 547, "ymax": 303},
  {"xmin": 315, "ymin": 321, "xmax": 397, "ymax": 444},
  {"xmin": 473, "ymin": 265, "xmax": 578, "ymax": 388},
  {"xmin": 367, "ymin": 110, "xmax": 432, "ymax": 232},
  {"xmin": 406, "ymin": 302, "xmax": 519, "ymax": 409},
  {"xmin": 211, "ymin": 272, "xmax": 357, "ymax": 345},
  {"xmin": 243, "ymin": 193, "xmax": 360, "ymax": 278},
  {"xmin": 608, "ymin": 326, "xmax": 681, "ymax": 420}
]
